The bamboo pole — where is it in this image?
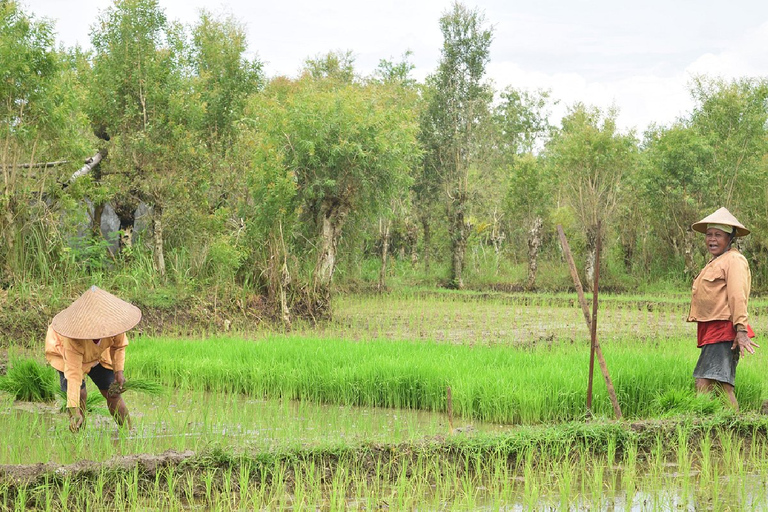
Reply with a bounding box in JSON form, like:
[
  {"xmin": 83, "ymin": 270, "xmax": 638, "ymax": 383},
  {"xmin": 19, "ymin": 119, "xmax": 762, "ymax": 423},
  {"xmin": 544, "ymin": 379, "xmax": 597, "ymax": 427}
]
[
  {"xmin": 586, "ymin": 221, "xmax": 601, "ymax": 410},
  {"xmin": 557, "ymin": 224, "xmax": 623, "ymax": 419}
]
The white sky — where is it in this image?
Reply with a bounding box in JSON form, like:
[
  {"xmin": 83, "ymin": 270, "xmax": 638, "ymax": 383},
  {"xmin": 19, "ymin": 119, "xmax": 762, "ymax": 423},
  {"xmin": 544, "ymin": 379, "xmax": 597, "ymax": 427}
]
[{"xmin": 23, "ymin": 0, "xmax": 768, "ymax": 134}]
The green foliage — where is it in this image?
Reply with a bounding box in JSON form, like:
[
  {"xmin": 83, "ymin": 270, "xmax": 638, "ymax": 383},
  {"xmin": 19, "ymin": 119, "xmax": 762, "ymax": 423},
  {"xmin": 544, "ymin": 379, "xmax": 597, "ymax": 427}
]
[
  {"xmin": 191, "ymin": 10, "xmax": 263, "ymax": 150},
  {"xmin": 0, "ymin": 359, "xmax": 58, "ymax": 402},
  {"xmin": 419, "ymin": 2, "xmax": 494, "ymax": 288},
  {"xmin": 548, "ymin": 104, "xmax": 639, "ymax": 229},
  {"xmin": 494, "ymin": 87, "xmax": 555, "ymax": 154},
  {"xmin": 0, "ymin": 2, "xmax": 93, "ymax": 286}
]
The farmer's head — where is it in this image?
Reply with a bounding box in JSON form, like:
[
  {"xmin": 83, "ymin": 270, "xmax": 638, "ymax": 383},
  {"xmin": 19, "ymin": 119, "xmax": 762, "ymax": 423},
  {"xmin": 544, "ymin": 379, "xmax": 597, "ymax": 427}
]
[{"xmin": 691, "ymin": 207, "xmax": 749, "ymax": 257}]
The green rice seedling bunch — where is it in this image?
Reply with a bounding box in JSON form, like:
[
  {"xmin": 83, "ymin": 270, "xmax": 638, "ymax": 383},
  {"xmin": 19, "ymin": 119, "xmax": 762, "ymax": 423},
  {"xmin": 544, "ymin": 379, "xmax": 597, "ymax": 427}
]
[
  {"xmin": 0, "ymin": 358, "xmax": 58, "ymax": 402},
  {"xmin": 108, "ymin": 378, "xmax": 163, "ymax": 396}
]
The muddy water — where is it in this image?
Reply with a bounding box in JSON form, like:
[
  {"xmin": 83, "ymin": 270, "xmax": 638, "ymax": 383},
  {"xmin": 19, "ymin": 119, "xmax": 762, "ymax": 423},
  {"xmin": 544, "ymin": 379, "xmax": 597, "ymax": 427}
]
[{"xmin": 0, "ymin": 387, "xmax": 500, "ymax": 465}]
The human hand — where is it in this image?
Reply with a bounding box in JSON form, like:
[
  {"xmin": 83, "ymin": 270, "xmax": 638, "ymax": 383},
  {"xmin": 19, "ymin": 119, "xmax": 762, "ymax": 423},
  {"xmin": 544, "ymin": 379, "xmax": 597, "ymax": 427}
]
[
  {"xmin": 108, "ymin": 372, "xmax": 126, "ymax": 397},
  {"xmin": 732, "ymin": 331, "xmax": 760, "ymax": 357},
  {"xmin": 68, "ymin": 407, "xmax": 84, "ymax": 433}
]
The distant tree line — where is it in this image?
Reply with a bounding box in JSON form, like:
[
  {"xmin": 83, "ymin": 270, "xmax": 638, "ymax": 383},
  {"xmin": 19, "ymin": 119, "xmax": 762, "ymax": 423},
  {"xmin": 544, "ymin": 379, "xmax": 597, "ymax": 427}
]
[{"xmin": 3, "ymin": 0, "xmax": 768, "ymax": 324}]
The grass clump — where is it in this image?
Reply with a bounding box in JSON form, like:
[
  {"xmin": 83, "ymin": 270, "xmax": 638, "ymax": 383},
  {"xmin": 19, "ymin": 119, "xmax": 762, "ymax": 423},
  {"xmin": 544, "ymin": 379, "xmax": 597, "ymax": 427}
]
[
  {"xmin": 651, "ymin": 389, "xmax": 724, "ymax": 417},
  {"xmin": 0, "ymin": 359, "xmax": 58, "ymax": 402}
]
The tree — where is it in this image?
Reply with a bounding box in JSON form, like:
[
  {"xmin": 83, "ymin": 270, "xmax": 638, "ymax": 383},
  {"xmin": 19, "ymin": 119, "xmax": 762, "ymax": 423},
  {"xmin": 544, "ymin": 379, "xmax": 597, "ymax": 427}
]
[
  {"xmin": 0, "ymin": 1, "xmax": 90, "ymax": 283},
  {"xmin": 87, "ymin": 0, "xmax": 194, "ymax": 276},
  {"xmin": 190, "ymin": 10, "xmax": 263, "ymax": 152},
  {"xmin": 495, "ymin": 86, "xmax": 554, "ymax": 155},
  {"xmin": 505, "ymin": 154, "xmax": 552, "ymax": 289},
  {"xmin": 547, "ymin": 104, "xmax": 638, "ymax": 286},
  {"xmin": 641, "ymin": 123, "xmax": 712, "ymax": 275},
  {"xmin": 251, "ymin": 75, "xmax": 420, "ymax": 315},
  {"xmin": 371, "ymin": 52, "xmax": 420, "ymax": 291},
  {"xmin": 493, "ymin": 86, "xmax": 555, "ymax": 284},
  {"xmin": 419, "ymin": 2, "xmax": 493, "ymax": 289},
  {"xmin": 303, "ymin": 50, "xmax": 356, "ymax": 83},
  {"xmin": 641, "ymin": 77, "xmax": 768, "ymax": 277}
]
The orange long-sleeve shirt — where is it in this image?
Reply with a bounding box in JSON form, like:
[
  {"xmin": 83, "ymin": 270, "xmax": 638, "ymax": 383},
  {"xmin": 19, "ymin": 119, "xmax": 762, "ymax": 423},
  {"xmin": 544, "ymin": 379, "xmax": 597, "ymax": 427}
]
[
  {"xmin": 687, "ymin": 249, "xmax": 751, "ymax": 328},
  {"xmin": 44, "ymin": 325, "xmax": 129, "ymax": 408}
]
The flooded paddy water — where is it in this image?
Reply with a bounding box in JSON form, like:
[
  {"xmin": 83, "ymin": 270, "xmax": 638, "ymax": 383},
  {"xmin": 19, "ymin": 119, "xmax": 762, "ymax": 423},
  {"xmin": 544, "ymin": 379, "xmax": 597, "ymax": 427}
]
[
  {"xmin": 4, "ymin": 291, "xmax": 768, "ymax": 509},
  {"xmin": 0, "ymin": 388, "xmax": 489, "ymax": 466}
]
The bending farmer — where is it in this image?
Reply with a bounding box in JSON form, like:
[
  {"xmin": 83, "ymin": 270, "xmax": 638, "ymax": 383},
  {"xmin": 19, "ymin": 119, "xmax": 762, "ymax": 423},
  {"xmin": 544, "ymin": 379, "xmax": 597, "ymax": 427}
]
[
  {"xmin": 687, "ymin": 207, "xmax": 759, "ymax": 410},
  {"xmin": 45, "ymin": 285, "xmax": 142, "ymax": 432}
]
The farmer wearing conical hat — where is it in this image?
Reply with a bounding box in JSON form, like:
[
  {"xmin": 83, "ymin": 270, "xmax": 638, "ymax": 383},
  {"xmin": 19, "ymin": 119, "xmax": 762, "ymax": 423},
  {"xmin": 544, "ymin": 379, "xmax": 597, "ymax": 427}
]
[
  {"xmin": 44, "ymin": 286, "xmax": 142, "ymax": 432},
  {"xmin": 688, "ymin": 207, "xmax": 759, "ymax": 411}
]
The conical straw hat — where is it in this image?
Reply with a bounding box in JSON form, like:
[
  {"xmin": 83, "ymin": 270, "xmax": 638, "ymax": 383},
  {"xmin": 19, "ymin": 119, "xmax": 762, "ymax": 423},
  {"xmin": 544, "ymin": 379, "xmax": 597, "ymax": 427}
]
[
  {"xmin": 51, "ymin": 286, "xmax": 142, "ymax": 339},
  {"xmin": 691, "ymin": 207, "xmax": 750, "ymax": 237}
]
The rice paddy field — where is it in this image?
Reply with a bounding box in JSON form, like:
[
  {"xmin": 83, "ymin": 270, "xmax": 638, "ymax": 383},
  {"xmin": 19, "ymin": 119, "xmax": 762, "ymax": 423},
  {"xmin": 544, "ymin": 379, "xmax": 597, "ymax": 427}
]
[{"xmin": 3, "ymin": 290, "xmax": 768, "ymax": 510}]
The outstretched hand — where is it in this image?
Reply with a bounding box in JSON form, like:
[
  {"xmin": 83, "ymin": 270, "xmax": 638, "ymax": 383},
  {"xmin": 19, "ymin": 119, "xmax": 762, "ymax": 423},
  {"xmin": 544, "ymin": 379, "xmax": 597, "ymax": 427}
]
[{"xmin": 733, "ymin": 331, "xmax": 760, "ymax": 357}]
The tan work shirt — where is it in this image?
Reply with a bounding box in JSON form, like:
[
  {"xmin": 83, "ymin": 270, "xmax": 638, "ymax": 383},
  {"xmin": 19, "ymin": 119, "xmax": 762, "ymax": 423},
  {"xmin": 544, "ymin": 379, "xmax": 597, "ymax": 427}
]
[
  {"xmin": 44, "ymin": 326, "xmax": 129, "ymax": 408},
  {"xmin": 687, "ymin": 249, "xmax": 751, "ymax": 328}
]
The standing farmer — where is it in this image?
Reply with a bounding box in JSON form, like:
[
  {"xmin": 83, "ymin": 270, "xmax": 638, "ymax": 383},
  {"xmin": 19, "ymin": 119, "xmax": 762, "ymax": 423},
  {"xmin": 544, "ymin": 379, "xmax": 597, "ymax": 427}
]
[
  {"xmin": 45, "ymin": 286, "xmax": 142, "ymax": 432},
  {"xmin": 688, "ymin": 207, "xmax": 759, "ymax": 410}
]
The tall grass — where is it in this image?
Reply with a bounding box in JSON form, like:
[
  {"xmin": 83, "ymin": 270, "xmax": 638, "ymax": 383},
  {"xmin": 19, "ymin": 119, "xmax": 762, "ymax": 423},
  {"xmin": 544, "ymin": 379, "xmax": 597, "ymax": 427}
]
[{"xmin": 125, "ymin": 334, "xmax": 763, "ymax": 424}]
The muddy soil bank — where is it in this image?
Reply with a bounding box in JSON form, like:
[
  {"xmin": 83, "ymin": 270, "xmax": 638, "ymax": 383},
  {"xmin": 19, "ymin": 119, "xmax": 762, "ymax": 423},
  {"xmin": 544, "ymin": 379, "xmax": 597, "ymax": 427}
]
[
  {"xmin": 3, "ymin": 417, "xmax": 768, "ymax": 491},
  {"xmin": 0, "ymin": 291, "xmax": 270, "ymax": 347}
]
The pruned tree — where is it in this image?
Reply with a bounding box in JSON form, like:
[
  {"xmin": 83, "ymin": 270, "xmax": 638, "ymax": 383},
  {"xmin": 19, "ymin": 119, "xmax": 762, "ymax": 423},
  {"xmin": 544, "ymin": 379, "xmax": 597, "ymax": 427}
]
[
  {"xmin": 87, "ymin": 0, "xmax": 196, "ymax": 277},
  {"xmin": 547, "ymin": 104, "xmax": 638, "ymax": 287},
  {"xmin": 505, "ymin": 154, "xmax": 552, "ymax": 289},
  {"xmin": 246, "ymin": 71, "xmax": 420, "ymax": 316},
  {"xmin": 419, "ymin": 2, "xmax": 493, "ymax": 289}
]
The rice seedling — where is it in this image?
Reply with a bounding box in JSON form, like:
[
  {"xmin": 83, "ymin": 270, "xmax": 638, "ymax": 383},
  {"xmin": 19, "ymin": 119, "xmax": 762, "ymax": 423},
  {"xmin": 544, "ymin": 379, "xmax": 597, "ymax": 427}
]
[
  {"xmin": 120, "ymin": 333, "xmax": 764, "ymax": 425},
  {"xmin": 0, "ymin": 358, "xmax": 58, "ymax": 402},
  {"xmin": 108, "ymin": 378, "xmax": 164, "ymax": 397},
  {"xmin": 5, "ymin": 292, "xmax": 768, "ymax": 509}
]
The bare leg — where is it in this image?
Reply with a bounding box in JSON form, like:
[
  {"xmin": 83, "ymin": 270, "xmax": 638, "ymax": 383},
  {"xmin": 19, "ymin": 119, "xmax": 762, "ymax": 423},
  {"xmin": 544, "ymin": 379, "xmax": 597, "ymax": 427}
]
[
  {"xmin": 79, "ymin": 387, "xmax": 88, "ymax": 427},
  {"xmin": 695, "ymin": 377, "xmax": 716, "ymax": 394},
  {"xmin": 696, "ymin": 378, "xmax": 739, "ymax": 412},
  {"xmin": 720, "ymin": 383, "xmax": 739, "ymax": 411},
  {"xmin": 99, "ymin": 389, "xmax": 132, "ymax": 429}
]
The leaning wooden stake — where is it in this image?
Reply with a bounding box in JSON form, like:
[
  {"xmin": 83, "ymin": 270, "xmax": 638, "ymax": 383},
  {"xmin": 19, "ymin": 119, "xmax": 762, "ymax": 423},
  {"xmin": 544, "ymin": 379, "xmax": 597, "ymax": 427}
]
[
  {"xmin": 586, "ymin": 221, "xmax": 601, "ymax": 410},
  {"xmin": 557, "ymin": 225, "xmax": 623, "ymax": 419}
]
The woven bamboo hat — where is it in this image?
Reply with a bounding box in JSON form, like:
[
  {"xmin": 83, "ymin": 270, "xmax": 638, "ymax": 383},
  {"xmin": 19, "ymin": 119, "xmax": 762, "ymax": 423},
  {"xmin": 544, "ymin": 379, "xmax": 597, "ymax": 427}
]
[
  {"xmin": 691, "ymin": 207, "xmax": 750, "ymax": 237},
  {"xmin": 51, "ymin": 286, "xmax": 142, "ymax": 339}
]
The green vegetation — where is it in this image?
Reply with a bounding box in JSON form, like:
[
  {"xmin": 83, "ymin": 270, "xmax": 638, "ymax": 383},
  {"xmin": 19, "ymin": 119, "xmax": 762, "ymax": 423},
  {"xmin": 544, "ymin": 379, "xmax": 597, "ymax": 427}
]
[
  {"xmin": 3, "ymin": 417, "xmax": 768, "ymax": 510},
  {"xmin": 4, "ymin": 0, "xmax": 768, "ymax": 507},
  {"xmin": 4, "ymin": 0, "xmax": 768, "ymax": 332},
  {"xmin": 2, "ymin": 291, "xmax": 768, "ymax": 508},
  {"xmin": 0, "ymin": 359, "xmax": 57, "ymax": 402},
  {"xmin": 124, "ymin": 334, "xmax": 762, "ymax": 423}
]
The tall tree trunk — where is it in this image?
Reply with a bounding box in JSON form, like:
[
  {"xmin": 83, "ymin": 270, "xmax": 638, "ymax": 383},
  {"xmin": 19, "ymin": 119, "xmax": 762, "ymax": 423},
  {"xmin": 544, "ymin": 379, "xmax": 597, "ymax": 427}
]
[
  {"xmin": 421, "ymin": 215, "xmax": 431, "ymax": 273},
  {"xmin": 407, "ymin": 223, "xmax": 419, "ymax": 268},
  {"xmin": 313, "ymin": 198, "xmax": 349, "ymax": 315},
  {"xmin": 526, "ymin": 216, "xmax": 543, "ymax": 290},
  {"xmin": 268, "ymin": 222, "xmax": 292, "ymax": 329},
  {"xmin": 449, "ymin": 195, "xmax": 468, "ymax": 290},
  {"xmin": 683, "ymin": 229, "xmax": 696, "ymax": 276},
  {"xmin": 152, "ymin": 204, "xmax": 166, "ymax": 277},
  {"xmin": 378, "ymin": 217, "xmax": 391, "ymax": 292},
  {"xmin": 91, "ymin": 202, "xmax": 104, "ymax": 239},
  {"xmin": 584, "ymin": 223, "xmax": 599, "ymax": 291}
]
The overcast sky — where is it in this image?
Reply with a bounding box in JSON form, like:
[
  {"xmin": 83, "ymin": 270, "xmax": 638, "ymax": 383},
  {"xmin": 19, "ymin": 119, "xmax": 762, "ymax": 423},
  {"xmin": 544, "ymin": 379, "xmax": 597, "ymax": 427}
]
[{"xmin": 23, "ymin": 0, "xmax": 768, "ymax": 133}]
